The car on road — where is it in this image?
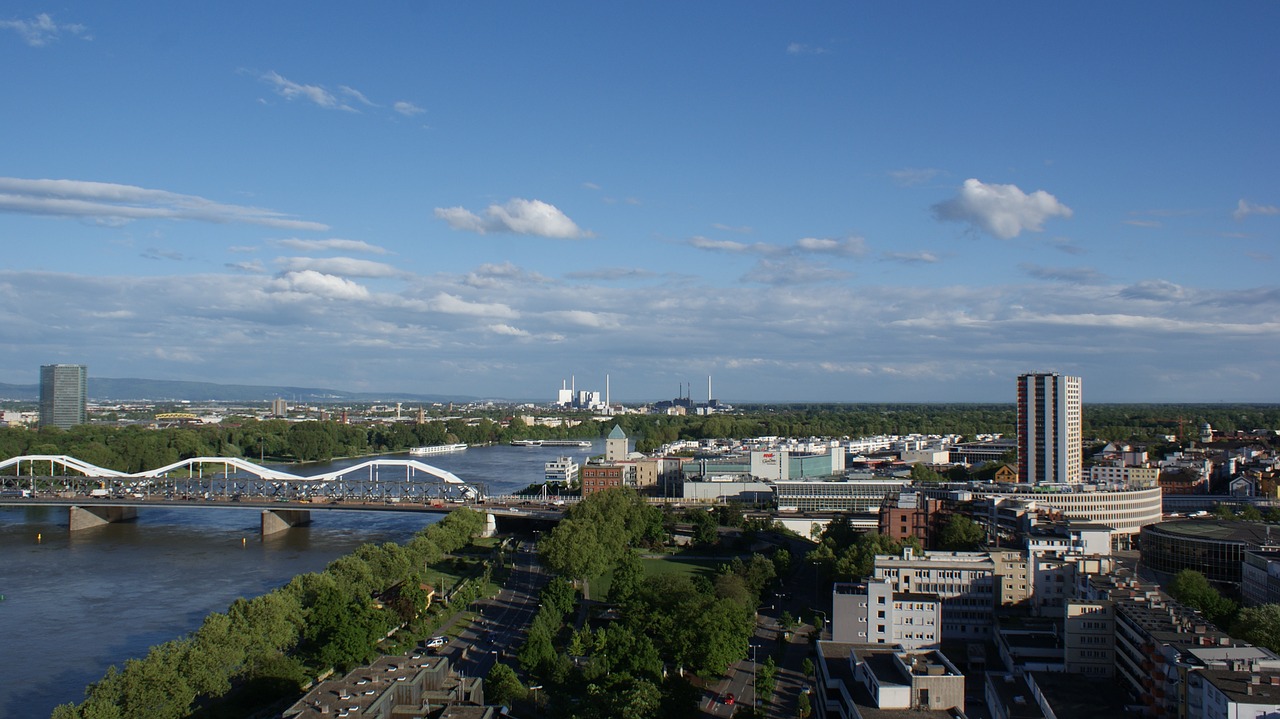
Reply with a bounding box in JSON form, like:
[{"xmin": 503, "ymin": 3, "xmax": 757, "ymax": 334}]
[
  {"xmin": 426, "ymin": 636, "xmax": 447, "ymax": 649},
  {"xmin": 722, "ymin": 693, "xmax": 735, "ymax": 705}
]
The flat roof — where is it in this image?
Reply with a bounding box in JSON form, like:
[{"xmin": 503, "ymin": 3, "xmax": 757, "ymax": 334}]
[
  {"xmin": 1146, "ymin": 519, "xmax": 1280, "ymax": 545},
  {"xmin": 1027, "ymin": 671, "xmax": 1133, "ymax": 719},
  {"xmin": 1199, "ymin": 670, "xmax": 1280, "ymax": 703}
]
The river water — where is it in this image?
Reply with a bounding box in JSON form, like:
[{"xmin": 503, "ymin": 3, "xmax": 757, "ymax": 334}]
[{"xmin": 0, "ymin": 441, "xmax": 599, "ymax": 718}]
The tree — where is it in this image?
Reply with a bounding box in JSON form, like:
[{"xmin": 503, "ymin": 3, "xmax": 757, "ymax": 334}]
[
  {"xmin": 909, "ymin": 463, "xmax": 945, "ymax": 483},
  {"xmin": 484, "ymin": 662, "xmax": 526, "ymax": 706},
  {"xmin": 797, "ymin": 690, "xmax": 813, "ymax": 718},
  {"xmin": 936, "ymin": 514, "xmax": 985, "ymax": 551},
  {"xmin": 1232, "ymin": 604, "xmax": 1280, "ymax": 654},
  {"xmin": 1168, "ymin": 569, "xmax": 1237, "ymax": 627},
  {"xmin": 610, "ymin": 551, "xmax": 645, "ymax": 605}
]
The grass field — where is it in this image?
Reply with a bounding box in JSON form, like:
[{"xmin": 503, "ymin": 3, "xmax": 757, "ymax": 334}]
[{"xmin": 590, "ymin": 552, "xmax": 729, "ymax": 599}]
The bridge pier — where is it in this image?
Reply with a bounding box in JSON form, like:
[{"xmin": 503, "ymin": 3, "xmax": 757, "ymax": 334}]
[
  {"xmin": 261, "ymin": 509, "xmax": 311, "ymax": 536},
  {"xmin": 481, "ymin": 512, "xmax": 497, "ymax": 538},
  {"xmin": 68, "ymin": 505, "xmax": 138, "ymax": 532}
]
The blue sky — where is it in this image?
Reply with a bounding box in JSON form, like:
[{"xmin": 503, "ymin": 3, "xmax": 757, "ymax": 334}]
[{"xmin": 1, "ymin": 2, "xmax": 1277, "ymax": 404}]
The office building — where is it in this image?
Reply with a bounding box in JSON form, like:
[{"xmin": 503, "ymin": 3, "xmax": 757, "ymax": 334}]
[
  {"xmin": 813, "ymin": 642, "xmax": 965, "ymax": 716},
  {"xmin": 832, "ymin": 579, "xmax": 941, "ymax": 650},
  {"xmin": 39, "ymin": 364, "xmax": 87, "ymax": 429},
  {"xmin": 1016, "ymin": 373, "xmax": 1082, "ymax": 484},
  {"xmin": 872, "ymin": 547, "xmax": 999, "ymax": 640}
]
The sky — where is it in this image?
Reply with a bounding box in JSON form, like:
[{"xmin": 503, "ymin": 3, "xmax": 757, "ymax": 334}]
[{"xmin": 1, "ymin": 3, "xmax": 1277, "ymax": 404}]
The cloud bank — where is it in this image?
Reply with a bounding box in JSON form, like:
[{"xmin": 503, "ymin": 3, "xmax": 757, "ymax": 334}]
[{"xmin": 0, "ymin": 177, "xmax": 329, "ymax": 231}]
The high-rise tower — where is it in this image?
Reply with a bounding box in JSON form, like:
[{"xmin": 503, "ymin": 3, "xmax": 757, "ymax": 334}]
[
  {"xmin": 1016, "ymin": 373, "xmax": 1082, "ymax": 484},
  {"xmin": 39, "ymin": 364, "xmax": 87, "ymax": 429}
]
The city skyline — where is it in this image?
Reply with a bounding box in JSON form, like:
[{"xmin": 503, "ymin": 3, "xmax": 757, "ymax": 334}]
[{"xmin": 2, "ymin": 3, "xmax": 1277, "ymax": 403}]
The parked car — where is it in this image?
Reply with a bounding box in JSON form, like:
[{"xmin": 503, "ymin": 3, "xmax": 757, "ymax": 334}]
[{"xmin": 426, "ymin": 636, "xmax": 447, "ymax": 649}]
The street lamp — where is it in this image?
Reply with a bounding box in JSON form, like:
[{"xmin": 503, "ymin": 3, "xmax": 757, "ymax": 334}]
[
  {"xmin": 528, "ymin": 685, "xmax": 543, "ymax": 717},
  {"xmin": 811, "ymin": 609, "xmax": 827, "ymax": 640}
]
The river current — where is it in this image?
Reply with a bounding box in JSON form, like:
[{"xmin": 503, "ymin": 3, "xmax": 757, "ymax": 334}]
[{"xmin": 0, "ymin": 441, "xmax": 599, "ymax": 718}]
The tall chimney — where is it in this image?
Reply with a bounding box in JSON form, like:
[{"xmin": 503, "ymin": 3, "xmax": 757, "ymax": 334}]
[
  {"xmin": 708, "ymin": 375, "xmax": 712, "ymax": 403},
  {"xmin": 606, "ymin": 374, "xmax": 610, "ymax": 407}
]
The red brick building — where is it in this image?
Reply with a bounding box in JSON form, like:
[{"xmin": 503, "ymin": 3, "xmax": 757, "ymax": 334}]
[
  {"xmin": 878, "ymin": 492, "xmax": 947, "ymax": 547},
  {"xmin": 580, "ymin": 464, "xmax": 623, "ymax": 496}
]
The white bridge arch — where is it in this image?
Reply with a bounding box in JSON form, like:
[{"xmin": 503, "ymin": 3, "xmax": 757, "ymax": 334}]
[
  {"xmin": 0, "ymin": 454, "xmax": 130, "ymax": 479},
  {"xmin": 0, "ymin": 454, "xmax": 484, "ymax": 503}
]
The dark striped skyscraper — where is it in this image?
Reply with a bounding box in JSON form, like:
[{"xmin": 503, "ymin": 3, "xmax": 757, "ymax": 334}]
[
  {"xmin": 1016, "ymin": 373, "xmax": 1082, "ymax": 485},
  {"xmin": 39, "ymin": 364, "xmax": 87, "ymax": 429}
]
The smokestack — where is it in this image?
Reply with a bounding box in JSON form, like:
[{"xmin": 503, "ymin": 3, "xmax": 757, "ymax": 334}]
[
  {"xmin": 606, "ymin": 374, "xmax": 610, "ymax": 407},
  {"xmin": 708, "ymin": 375, "xmax": 712, "ymax": 403},
  {"xmin": 572, "ymin": 375, "xmax": 575, "ymax": 394}
]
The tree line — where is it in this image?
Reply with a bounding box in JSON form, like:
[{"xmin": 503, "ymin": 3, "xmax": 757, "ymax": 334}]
[
  {"xmin": 5, "ymin": 402, "xmax": 1276, "ymax": 470},
  {"xmin": 52, "ymin": 508, "xmax": 488, "ymax": 719}
]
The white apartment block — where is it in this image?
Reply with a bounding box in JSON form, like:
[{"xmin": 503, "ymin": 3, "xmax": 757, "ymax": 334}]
[
  {"xmin": 832, "ymin": 579, "xmax": 941, "ymax": 650},
  {"xmin": 873, "ymin": 548, "xmax": 997, "ymax": 640}
]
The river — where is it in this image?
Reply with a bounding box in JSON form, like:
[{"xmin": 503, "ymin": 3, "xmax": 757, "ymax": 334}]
[{"xmin": 0, "ymin": 441, "xmax": 599, "ymax": 718}]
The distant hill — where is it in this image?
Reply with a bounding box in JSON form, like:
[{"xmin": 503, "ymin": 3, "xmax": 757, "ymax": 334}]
[{"xmin": 0, "ymin": 378, "xmax": 482, "ymax": 404}]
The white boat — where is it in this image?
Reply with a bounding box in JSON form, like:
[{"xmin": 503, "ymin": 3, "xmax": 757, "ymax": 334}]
[{"xmin": 409, "ymin": 443, "xmax": 468, "ymax": 456}]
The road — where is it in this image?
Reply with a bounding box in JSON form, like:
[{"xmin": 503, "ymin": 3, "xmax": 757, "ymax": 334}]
[
  {"xmin": 703, "ymin": 540, "xmax": 824, "ymax": 718},
  {"xmin": 437, "ymin": 539, "xmax": 548, "ymax": 679}
]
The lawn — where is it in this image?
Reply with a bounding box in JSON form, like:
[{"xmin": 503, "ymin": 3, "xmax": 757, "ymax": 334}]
[{"xmin": 590, "ymin": 552, "xmax": 727, "ymax": 599}]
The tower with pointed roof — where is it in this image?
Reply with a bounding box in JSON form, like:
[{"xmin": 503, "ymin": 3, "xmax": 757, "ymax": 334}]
[{"xmin": 606, "ymin": 424, "xmax": 630, "ymax": 461}]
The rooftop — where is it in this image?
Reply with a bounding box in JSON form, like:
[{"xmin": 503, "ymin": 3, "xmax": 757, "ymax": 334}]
[
  {"xmin": 1199, "ymin": 670, "xmax": 1280, "ymax": 703},
  {"xmin": 1027, "ymin": 671, "xmax": 1133, "ymax": 719},
  {"xmin": 1146, "ymin": 519, "xmax": 1280, "ymax": 545}
]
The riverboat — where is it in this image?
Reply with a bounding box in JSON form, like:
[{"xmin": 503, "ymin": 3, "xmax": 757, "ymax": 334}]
[{"xmin": 408, "ymin": 443, "xmax": 468, "ymax": 456}]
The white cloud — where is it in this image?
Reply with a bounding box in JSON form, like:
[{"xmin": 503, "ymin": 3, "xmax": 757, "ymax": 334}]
[
  {"xmin": 889, "ymin": 168, "xmax": 942, "ymax": 187},
  {"xmin": 787, "ymin": 42, "xmax": 828, "ymax": 55},
  {"xmin": 393, "ymin": 101, "xmax": 425, "ymax": 116},
  {"xmin": 276, "ymin": 256, "xmax": 406, "ymax": 278},
  {"xmin": 272, "ymin": 238, "xmax": 389, "ymax": 255},
  {"xmin": 1020, "ymin": 263, "xmax": 1104, "ymax": 284},
  {"xmin": 1, "ymin": 13, "xmax": 89, "ymax": 47},
  {"xmin": 260, "ymin": 71, "xmax": 355, "ymax": 112},
  {"xmin": 932, "ymin": 178, "xmax": 1072, "ymax": 239},
  {"xmin": 1233, "ymin": 199, "xmax": 1280, "ymax": 221},
  {"xmin": 688, "ymin": 236, "xmax": 756, "ymax": 253},
  {"xmin": 462, "ymin": 262, "xmax": 552, "ymax": 289},
  {"xmin": 0, "ymin": 177, "xmax": 329, "ymax": 231},
  {"xmin": 269, "ymin": 270, "xmax": 371, "ymax": 301},
  {"xmin": 1119, "ymin": 279, "xmax": 1187, "ymax": 301},
  {"xmin": 795, "ymin": 236, "xmax": 867, "ymax": 257},
  {"xmin": 543, "ymin": 309, "xmax": 622, "ymax": 329},
  {"xmin": 427, "ymin": 292, "xmax": 518, "ymax": 319},
  {"xmin": 883, "ymin": 251, "xmax": 940, "ymax": 264},
  {"xmin": 487, "ymin": 323, "xmax": 530, "ymax": 337},
  {"xmin": 742, "ymin": 258, "xmax": 852, "ymax": 285},
  {"xmin": 227, "ymin": 260, "xmax": 267, "ymax": 273},
  {"xmin": 339, "ymin": 85, "xmax": 377, "ymax": 107},
  {"xmin": 688, "ymin": 235, "xmax": 864, "ymax": 257},
  {"xmin": 564, "ymin": 267, "xmax": 659, "ymax": 281},
  {"xmin": 434, "ymin": 198, "xmax": 590, "ymax": 239}
]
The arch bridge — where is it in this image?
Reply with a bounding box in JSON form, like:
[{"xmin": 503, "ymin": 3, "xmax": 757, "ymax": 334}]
[{"xmin": 0, "ymin": 454, "xmax": 489, "ymax": 535}]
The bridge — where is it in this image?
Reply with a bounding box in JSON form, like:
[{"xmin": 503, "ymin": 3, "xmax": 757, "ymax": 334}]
[{"xmin": 0, "ymin": 454, "xmax": 548, "ymax": 536}]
